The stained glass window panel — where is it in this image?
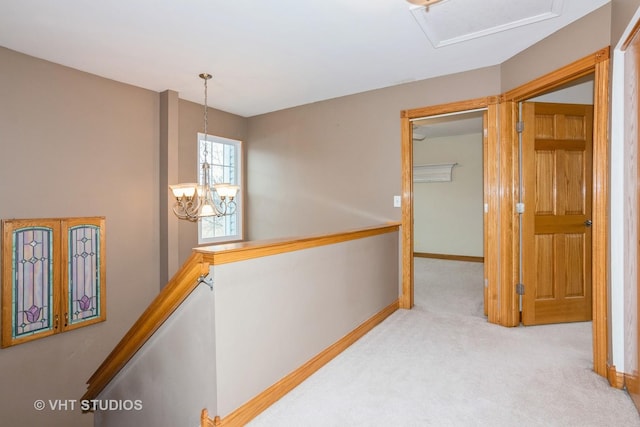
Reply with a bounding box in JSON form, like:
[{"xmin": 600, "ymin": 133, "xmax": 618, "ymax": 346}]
[
  {"xmin": 12, "ymin": 227, "xmax": 53, "ymax": 339},
  {"xmin": 68, "ymin": 225, "xmax": 101, "ymax": 325},
  {"xmin": 2, "ymin": 217, "xmax": 106, "ymax": 348}
]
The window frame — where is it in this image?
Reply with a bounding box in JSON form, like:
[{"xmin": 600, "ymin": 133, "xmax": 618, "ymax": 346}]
[
  {"xmin": 197, "ymin": 133, "xmax": 244, "ymax": 245},
  {"xmin": 1, "ymin": 217, "xmax": 106, "ymax": 348}
]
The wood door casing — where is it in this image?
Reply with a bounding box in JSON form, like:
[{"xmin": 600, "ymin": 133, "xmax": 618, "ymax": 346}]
[
  {"xmin": 483, "ymin": 110, "xmax": 489, "ymax": 317},
  {"xmin": 623, "ymin": 17, "xmax": 640, "ymax": 410},
  {"xmin": 521, "ymin": 102, "xmax": 593, "ymax": 325}
]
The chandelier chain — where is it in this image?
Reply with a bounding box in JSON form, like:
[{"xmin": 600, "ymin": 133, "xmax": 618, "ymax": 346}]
[{"xmin": 202, "ymin": 74, "xmax": 209, "ymax": 166}]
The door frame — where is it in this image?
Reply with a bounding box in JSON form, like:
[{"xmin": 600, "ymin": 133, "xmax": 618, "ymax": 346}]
[
  {"xmin": 400, "ymin": 47, "xmax": 610, "ymax": 378},
  {"xmin": 400, "ymin": 96, "xmax": 501, "ymax": 313}
]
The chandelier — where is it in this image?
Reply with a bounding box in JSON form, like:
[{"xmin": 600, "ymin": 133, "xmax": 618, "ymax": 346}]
[{"xmin": 169, "ymin": 73, "xmax": 239, "ymax": 222}]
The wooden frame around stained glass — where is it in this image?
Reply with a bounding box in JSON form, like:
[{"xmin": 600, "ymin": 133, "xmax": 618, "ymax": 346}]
[{"xmin": 1, "ymin": 217, "xmax": 106, "ymax": 348}]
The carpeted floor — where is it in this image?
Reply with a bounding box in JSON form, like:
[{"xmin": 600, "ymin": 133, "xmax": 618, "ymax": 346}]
[{"xmin": 247, "ymin": 258, "xmax": 640, "ymax": 427}]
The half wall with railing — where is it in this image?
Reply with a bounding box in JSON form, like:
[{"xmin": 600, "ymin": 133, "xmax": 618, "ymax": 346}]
[{"xmin": 83, "ymin": 223, "xmax": 400, "ymax": 427}]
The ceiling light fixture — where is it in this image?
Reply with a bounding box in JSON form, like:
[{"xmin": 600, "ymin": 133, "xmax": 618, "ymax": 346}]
[
  {"xmin": 406, "ymin": 0, "xmax": 447, "ymax": 10},
  {"xmin": 169, "ymin": 73, "xmax": 239, "ymax": 222}
]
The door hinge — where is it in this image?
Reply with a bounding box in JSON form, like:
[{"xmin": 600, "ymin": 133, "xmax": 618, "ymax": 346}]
[
  {"xmin": 516, "ymin": 283, "xmax": 525, "ymax": 295},
  {"xmin": 516, "ymin": 121, "xmax": 524, "ymax": 133}
]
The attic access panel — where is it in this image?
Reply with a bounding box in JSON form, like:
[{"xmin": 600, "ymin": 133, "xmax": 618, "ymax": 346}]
[{"xmin": 410, "ymin": 0, "xmax": 563, "ymax": 48}]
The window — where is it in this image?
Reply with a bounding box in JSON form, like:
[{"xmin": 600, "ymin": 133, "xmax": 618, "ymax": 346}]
[
  {"xmin": 1, "ymin": 217, "xmax": 106, "ymax": 348},
  {"xmin": 198, "ymin": 133, "xmax": 243, "ymax": 244}
]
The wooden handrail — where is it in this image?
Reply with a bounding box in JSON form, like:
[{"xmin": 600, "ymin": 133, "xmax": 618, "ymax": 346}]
[
  {"xmin": 82, "ymin": 252, "xmax": 209, "ymax": 401},
  {"xmin": 82, "ymin": 223, "xmax": 400, "ymax": 403},
  {"xmin": 196, "ymin": 222, "xmax": 401, "ymax": 265}
]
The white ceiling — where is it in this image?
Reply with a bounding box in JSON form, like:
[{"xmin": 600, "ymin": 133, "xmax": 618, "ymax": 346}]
[
  {"xmin": 413, "ymin": 110, "xmax": 485, "ymax": 141},
  {"xmin": 0, "ymin": 0, "xmax": 609, "ymax": 117}
]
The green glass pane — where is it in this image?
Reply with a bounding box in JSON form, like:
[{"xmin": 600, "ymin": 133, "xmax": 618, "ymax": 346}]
[
  {"xmin": 12, "ymin": 227, "xmax": 53, "ymax": 339},
  {"xmin": 68, "ymin": 225, "xmax": 100, "ymax": 325}
]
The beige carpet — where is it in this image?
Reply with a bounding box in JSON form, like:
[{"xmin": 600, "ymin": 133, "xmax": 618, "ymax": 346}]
[{"xmin": 247, "ymin": 258, "xmax": 640, "ymax": 426}]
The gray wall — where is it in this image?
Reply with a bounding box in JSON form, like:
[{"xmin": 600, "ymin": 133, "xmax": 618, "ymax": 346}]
[
  {"xmin": 213, "ymin": 231, "xmax": 399, "ymax": 417},
  {"xmin": 413, "ymin": 133, "xmax": 484, "ymax": 257},
  {"xmin": 500, "ymin": 3, "xmax": 611, "ymax": 92},
  {"xmin": 95, "ymin": 284, "xmax": 216, "ymax": 427},
  {"xmin": 246, "ymin": 67, "xmax": 500, "ymax": 240},
  {"xmin": 0, "ymin": 46, "xmax": 160, "ymax": 427}
]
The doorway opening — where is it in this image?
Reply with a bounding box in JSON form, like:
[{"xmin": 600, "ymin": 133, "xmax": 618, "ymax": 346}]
[
  {"xmin": 411, "ymin": 110, "xmax": 487, "ymax": 312},
  {"xmin": 400, "ymin": 97, "xmax": 497, "ymax": 311}
]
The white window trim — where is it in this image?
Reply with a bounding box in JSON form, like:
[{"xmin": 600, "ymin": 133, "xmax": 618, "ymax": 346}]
[{"xmin": 197, "ymin": 133, "xmax": 244, "ymax": 245}]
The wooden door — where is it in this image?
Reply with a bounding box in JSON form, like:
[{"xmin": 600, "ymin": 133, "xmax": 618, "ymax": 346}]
[{"xmin": 521, "ymin": 102, "xmax": 593, "ymax": 325}]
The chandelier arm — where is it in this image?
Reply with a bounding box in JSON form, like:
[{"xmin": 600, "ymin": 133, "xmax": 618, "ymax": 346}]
[
  {"xmin": 221, "ymin": 199, "xmax": 237, "ymax": 216},
  {"xmin": 187, "ymin": 197, "xmax": 201, "ymax": 217},
  {"xmin": 173, "ymin": 196, "xmax": 202, "ymax": 221},
  {"xmin": 212, "ymin": 201, "xmax": 224, "ymax": 217},
  {"xmin": 214, "ymin": 200, "xmax": 226, "ymax": 217},
  {"xmin": 172, "ymin": 205, "xmax": 198, "ymax": 222}
]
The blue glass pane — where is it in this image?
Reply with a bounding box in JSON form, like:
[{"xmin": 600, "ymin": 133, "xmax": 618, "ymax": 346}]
[
  {"xmin": 12, "ymin": 227, "xmax": 53, "ymax": 339},
  {"xmin": 68, "ymin": 225, "xmax": 100, "ymax": 325}
]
